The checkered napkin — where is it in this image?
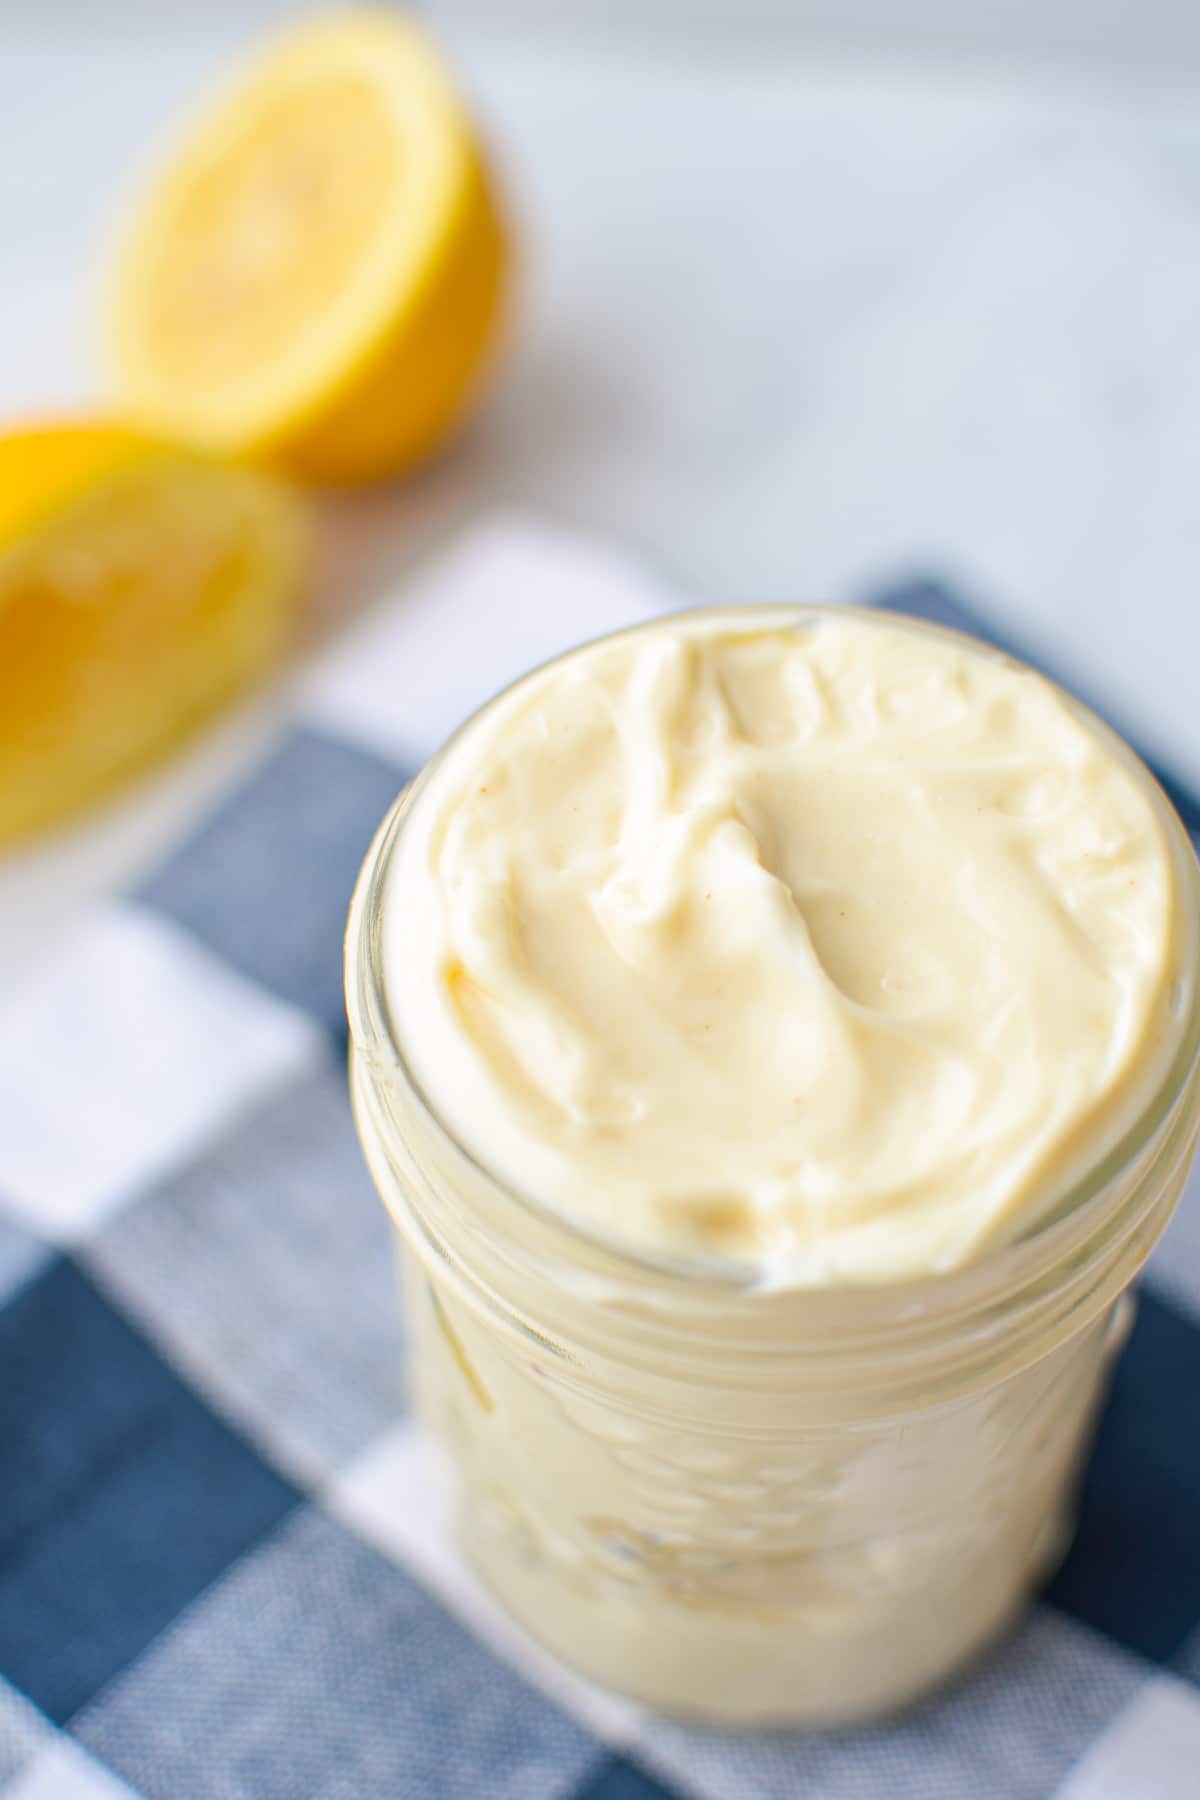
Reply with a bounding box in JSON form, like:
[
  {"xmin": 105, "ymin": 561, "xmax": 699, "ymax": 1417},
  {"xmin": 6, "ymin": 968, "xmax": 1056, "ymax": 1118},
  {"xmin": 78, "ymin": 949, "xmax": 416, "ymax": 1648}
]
[{"xmin": 3, "ymin": 516, "xmax": 1200, "ymax": 1800}]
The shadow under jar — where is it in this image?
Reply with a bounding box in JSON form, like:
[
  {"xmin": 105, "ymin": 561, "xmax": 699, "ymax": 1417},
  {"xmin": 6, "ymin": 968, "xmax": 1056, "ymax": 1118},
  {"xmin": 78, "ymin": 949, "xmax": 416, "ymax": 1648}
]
[{"xmin": 345, "ymin": 627, "xmax": 1200, "ymax": 1729}]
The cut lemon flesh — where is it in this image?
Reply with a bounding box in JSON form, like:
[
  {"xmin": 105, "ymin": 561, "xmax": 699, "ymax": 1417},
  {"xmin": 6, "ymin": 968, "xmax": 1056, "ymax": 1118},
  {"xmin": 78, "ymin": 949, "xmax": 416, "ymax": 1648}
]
[
  {"xmin": 106, "ymin": 11, "xmax": 511, "ymax": 483},
  {"xmin": 0, "ymin": 424, "xmax": 307, "ymax": 845}
]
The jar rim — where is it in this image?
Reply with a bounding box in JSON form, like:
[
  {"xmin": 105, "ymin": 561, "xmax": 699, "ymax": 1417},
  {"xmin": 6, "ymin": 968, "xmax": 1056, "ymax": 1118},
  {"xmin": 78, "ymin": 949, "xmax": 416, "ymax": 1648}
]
[{"xmin": 346, "ymin": 601, "xmax": 1200, "ymax": 1314}]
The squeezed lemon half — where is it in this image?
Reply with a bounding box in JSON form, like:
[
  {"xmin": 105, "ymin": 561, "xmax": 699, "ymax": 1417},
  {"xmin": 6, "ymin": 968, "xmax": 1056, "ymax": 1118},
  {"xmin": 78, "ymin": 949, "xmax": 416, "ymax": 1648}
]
[
  {"xmin": 0, "ymin": 422, "xmax": 307, "ymax": 845},
  {"xmin": 105, "ymin": 10, "xmax": 512, "ymax": 483}
]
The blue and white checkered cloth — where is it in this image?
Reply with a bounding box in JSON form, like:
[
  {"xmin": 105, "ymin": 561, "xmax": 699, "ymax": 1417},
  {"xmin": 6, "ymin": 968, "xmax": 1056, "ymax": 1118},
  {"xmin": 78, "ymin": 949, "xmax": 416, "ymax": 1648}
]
[{"xmin": 3, "ymin": 517, "xmax": 1200, "ymax": 1800}]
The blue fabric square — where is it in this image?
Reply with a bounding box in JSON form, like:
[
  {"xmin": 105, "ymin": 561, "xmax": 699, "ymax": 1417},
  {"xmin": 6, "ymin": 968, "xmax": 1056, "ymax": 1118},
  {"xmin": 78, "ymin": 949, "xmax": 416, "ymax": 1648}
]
[
  {"xmin": 0, "ymin": 1675, "xmax": 51, "ymax": 1783},
  {"xmin": 571, "ymin": 1756, "xmax": 685, "ymax": 1800},
  {"xmin": 1045, "ymin": 1289, "xmax": 1200, "ymax": 1663},
  {"xmin": 0, "ymin": 1259, "xmax": 299, "ymax": 1723},
  {"xmin": 137, "ymin": 727, "xmax": 411, "ymax": 1040}
]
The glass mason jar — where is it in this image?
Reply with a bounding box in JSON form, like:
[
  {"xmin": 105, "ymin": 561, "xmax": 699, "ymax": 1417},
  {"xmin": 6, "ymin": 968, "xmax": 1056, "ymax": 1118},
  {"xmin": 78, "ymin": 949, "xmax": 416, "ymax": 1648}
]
[{"xmin": 344, "ymin": 623, "xmax": 1200, "ymax": 1729}]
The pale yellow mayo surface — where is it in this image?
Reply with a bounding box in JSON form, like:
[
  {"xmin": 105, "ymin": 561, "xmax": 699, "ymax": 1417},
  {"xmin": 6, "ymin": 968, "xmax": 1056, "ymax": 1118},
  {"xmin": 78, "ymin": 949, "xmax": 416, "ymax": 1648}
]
[{"xmin": 382, "ymin": 609, "xmax": 1183, "ymax": 1286}]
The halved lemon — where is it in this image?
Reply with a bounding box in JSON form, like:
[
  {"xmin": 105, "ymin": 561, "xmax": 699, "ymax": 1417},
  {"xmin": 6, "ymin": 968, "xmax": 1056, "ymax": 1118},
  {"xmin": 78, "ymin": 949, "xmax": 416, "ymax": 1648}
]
[
  {"xmin": 0, "ymin": 422, "xmax": 307, "ymax": 846},
  {"xmin": 105, "ymin": 10, "xmax": 512, "ymax": 484}
]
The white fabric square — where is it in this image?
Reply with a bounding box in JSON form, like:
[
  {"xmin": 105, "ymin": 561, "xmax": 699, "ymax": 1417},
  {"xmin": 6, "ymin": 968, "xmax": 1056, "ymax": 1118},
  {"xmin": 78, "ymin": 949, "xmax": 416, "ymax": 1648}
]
[
  {"xmin": 0, "ymin": 1677, "xmax": 51, "ymax": 1784},
  {"xmin": 4, "ymin": 1738, "xmax": 142, "ymax": 1800},
  {"xmin": 300, "ymin": 513, "xmax": 682, "ymax": 763},
  {"xmin": 326, "ymin": 1420, "xmax": 643, "ymax": 1749},
  {"xmin": 1055, "ymin": 1676, "xmax": 1200, "ymax": 1800},
  {"xmin": 0, "ymin": 904, "xmax": 322, "ymax": 1239}
]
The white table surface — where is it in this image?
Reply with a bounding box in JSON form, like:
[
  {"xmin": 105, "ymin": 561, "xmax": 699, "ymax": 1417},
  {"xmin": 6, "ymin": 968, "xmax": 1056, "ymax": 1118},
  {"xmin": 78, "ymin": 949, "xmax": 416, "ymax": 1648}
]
[{"xmin": 3, "ymin": 17, "xmax": 1200, "ymax": 984}]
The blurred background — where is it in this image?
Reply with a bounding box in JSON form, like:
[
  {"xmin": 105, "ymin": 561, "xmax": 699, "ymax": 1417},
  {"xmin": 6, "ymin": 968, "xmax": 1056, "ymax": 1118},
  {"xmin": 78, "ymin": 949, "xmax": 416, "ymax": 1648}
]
[{"xmin": 1, "ymin": 0, "xmax": 1198, "ymax": 937}]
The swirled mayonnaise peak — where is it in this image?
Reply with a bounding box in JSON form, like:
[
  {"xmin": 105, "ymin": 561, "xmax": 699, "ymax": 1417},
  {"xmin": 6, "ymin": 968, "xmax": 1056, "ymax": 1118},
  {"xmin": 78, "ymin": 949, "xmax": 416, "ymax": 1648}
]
[{"xmin": 381, "ymin": 609, "xmax": 1185, "ymax": 1286}]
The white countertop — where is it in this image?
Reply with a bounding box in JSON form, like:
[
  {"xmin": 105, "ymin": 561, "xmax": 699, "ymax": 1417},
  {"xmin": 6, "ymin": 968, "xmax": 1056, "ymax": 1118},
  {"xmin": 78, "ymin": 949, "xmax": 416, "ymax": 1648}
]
[{"xmin": 3, "ymin": 19, "xmax": 1200, "ymax": 979}]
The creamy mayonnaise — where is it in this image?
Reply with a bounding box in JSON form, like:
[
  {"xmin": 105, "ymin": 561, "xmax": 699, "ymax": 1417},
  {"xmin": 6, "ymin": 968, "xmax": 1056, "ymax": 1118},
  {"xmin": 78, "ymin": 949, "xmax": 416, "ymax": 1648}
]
[
  {"xmin": 351, "ymin": 605, "xmax": 1200, "ymax": 1724},
  {"xmin": 382, "ymin": 609, "xmax": 1182, "ymax": 1285}
]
